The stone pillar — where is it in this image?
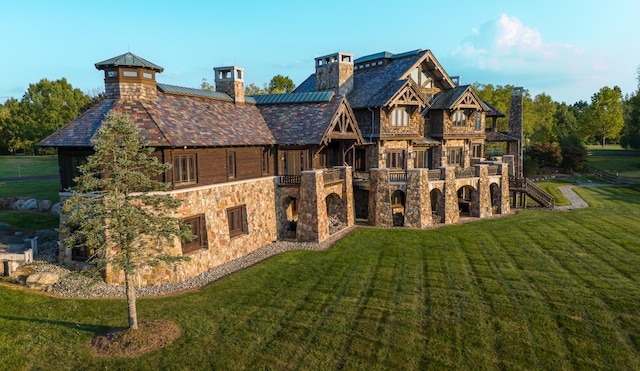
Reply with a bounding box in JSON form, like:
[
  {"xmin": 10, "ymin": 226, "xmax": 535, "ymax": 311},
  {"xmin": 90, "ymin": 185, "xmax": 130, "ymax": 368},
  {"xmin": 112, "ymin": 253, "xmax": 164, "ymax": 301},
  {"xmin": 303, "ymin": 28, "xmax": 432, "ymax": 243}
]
[
  {"xmin": 368, "ymin": 168, "xmax": 392, "ymax": 227},
  {"xmin": 499, "ymin": 162, "xmax": 511, "ymax": 214},
  {"xmin": 475, "ymin": 164, "xmax": 491, "ymax": 218},
  {"xmin": 442, "ymin": 167, "xmax": 459, "ymax": 224},
  {"xmin": 405, "ymin": 169, "xmax": 431, "ymax": 228},
  {"xmin": 297, "ymin": 170, "xmax": 328, "ymax": 242},
  {"xmin": 337, "ymin": 166, "xmax": 355, "ymax": 227},
  {"xmin": 502, "ymin": 155, "xmax": 515, "ymax": 177}
]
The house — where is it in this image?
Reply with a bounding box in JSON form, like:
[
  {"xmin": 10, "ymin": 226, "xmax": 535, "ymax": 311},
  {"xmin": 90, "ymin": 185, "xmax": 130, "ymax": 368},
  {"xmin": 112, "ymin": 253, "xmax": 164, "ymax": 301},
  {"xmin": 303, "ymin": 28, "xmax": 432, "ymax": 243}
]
[{"xmin": 39, "ymin": 49, "xmax": 516, "ymax": 286}]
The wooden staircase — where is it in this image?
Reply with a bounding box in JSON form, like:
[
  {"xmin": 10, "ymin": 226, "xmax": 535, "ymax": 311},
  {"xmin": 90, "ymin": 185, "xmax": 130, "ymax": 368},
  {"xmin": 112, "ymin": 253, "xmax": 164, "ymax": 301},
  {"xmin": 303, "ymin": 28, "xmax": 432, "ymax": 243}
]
[{"xmin": 509, "ymin": 176, "xmax": 555, "ymax": 208}]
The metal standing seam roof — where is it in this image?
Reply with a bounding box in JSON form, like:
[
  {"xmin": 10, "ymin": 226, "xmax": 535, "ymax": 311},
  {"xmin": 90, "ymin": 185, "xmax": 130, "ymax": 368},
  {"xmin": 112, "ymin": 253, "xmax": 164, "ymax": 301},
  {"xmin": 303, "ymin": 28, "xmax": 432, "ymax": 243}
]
[
  {"xmin": 94, "ymin": 52, "xmax": 164, "ymax": 72},
  {"xmin": 157, "ymin": 83, "xmax": 233, "ymax": 101},
  {"xmin": 251, "ymin": 91, "xmax": 335, "ymax": 104}
]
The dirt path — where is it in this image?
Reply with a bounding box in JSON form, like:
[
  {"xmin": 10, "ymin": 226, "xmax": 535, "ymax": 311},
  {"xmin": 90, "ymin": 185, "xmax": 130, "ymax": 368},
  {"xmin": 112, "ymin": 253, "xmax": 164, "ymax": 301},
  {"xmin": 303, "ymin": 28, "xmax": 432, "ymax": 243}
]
[{"xmin": 554, "ymin": 184, "xmax": 614, "ymax": 210}]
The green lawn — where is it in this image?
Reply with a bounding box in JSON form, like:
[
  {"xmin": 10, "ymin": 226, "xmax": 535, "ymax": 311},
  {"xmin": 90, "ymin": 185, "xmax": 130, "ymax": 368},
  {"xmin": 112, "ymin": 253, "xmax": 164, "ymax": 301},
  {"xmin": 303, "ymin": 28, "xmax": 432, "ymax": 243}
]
[
  {"xmin": 0, "ymin": 156, "xmax": 58, "ymax": 178},
  {"xmin": 0, "ymin": 210, "xmax": 59, "ymax": 231},
  {"xmin": 587, "ymin": 146, "xmax": 640, "ymax": 178},
  {"xmin": 1, "ymin": 185, "xmax": 640, "ymax": 369}
]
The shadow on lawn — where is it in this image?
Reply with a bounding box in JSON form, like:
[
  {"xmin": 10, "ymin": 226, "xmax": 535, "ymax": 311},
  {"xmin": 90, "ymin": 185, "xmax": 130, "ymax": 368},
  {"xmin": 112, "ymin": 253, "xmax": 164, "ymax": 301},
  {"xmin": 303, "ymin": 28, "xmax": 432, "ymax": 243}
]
[{"xmin": 0, "ymin": 314, "xmax": 116, "ymax": 335}]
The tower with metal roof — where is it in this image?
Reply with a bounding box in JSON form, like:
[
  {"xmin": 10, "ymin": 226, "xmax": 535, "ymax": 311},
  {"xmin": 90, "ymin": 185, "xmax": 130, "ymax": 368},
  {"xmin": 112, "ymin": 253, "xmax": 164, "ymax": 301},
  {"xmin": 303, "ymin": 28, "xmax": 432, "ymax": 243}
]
[{"xmin": 94, "ymin": 52, "xmax": 164, "ymax": 101}]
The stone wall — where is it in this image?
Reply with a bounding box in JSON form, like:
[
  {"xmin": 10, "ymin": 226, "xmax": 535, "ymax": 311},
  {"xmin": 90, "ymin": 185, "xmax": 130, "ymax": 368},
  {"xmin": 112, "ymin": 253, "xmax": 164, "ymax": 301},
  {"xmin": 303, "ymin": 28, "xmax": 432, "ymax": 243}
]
[
  {"xmin": 404, "ymin": 169, "xmax": 431, "ymax": 228},
  {"xmin": 368, "ymin": 169, "xmax": 392, "ymax": 227},
  {"xmin": 105, "ymin": 81, "xmax": 157, "ymax": 101}
]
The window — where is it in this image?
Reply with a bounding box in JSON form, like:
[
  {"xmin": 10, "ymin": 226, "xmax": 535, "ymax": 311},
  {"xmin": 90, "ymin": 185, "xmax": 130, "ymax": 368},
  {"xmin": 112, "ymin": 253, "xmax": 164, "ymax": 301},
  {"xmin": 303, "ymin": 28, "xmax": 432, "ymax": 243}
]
[
  {"xmin": 227, "ymin": 205, "xmax": 248, "ymax": 238},
  {"xmin": 173, "ymin": 154, "xmax": 197, "ymax": 185},
  {"xmin": 123, "ymin": 70, "xmax": 138, "ymax": 77},
  {"xmin": 386, "ymin": 150, "xmax": 405, "ymax": 169},
  {"xmin": 414, "ymin": 150, "xmax": 428, "ymax": 168},
  {"xmin": 391, "ymin": 108, "xmax": 409, "ymax": 127},
  {"xmin": 474, "ymin": 111, "xmax": 482, "ymax": 131},
  {"xmin": 355, "ymin": 148, "xmax": 367, "ymax": 171},
  {"xmin": 262, "ymin": 148, "xmax": 271, "ymax": 175},
  {"xmin": 69, "ymin": 224, "xmax": 92, "ymax": 261},
  {"xmin": 447, "ymin": 147, "xmax": 463, "ymax": 166},
  {"xmin": 182, "ymin": 214, "xmax": 207, "ymax": 254},
  {"xmin": 452, "ymin": 110, "xmax": 467, "ymax": 126},
  {"xmin": 472, "ymin": 144, "xmax": 483, "ymax": 158},
  {"xmin": 227, "ymin": 150, "xmax": 236, "ymax": 179}
]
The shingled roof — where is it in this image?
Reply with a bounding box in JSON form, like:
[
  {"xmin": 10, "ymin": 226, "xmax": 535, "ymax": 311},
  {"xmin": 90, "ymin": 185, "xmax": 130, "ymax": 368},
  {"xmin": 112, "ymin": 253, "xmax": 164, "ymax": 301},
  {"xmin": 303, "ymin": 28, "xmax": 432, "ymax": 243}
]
[
  {"xmin": 39, "ymin": 91, "xmax": 276, "ymax": 148},
  {"xmin": 257, "ymin": 96, "xmax": 354, "ymax": 145}
]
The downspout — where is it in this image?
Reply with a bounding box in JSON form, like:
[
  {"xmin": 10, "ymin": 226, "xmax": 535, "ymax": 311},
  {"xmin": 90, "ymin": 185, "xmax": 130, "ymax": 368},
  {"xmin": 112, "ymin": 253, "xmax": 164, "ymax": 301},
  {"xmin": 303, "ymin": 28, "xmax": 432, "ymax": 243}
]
[{"xmin": 368, "ymin": 107, "xmax": 376, "ymax": 143}]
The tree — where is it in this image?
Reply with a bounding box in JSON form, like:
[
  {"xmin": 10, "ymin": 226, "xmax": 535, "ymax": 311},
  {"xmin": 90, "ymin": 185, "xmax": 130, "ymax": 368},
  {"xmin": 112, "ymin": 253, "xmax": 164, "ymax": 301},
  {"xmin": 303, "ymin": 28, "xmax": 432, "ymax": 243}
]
[
  {"xmin": 529, "ymin": 93, "xmax": 557, "ymax": 144},
  {"xmin": 621, "ymin": 66, "xmax": 640, "ymax": 149},
  {"xmin": 244, "ymin": 82, "xmax": 267, "ymax": 96},
  {"xmin": 586, "ymin": 86, "xmax": 624, "ymax": 147},
  {"xmin": 266, "ymin": 74, "xmax": 295, "ymax": 94},
  {"xmin": 63, "ymin": 112, "xmax": 191, "ymax": 330},
  {"xmin": 200, "ymin": 78, "xmax": 215, "ymax": 91},
  {"xmin": 21, "ymin": 78, "xmax": 92, "ymax": 154}
]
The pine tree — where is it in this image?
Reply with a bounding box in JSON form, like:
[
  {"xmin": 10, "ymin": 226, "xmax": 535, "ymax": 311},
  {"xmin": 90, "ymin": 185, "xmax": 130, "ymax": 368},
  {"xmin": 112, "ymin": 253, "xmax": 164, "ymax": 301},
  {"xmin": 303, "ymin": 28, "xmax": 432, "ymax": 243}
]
[{"xmin": 63, "ymin": 111, "xmax": 191, "ymax": 330}]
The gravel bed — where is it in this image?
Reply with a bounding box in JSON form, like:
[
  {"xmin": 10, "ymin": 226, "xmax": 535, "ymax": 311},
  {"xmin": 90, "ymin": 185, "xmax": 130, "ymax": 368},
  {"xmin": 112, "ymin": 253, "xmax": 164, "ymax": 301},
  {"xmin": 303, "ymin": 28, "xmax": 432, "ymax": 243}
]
[{"xmin": 31, "ymin": 226, "xmax": 356, "ymax": 299}]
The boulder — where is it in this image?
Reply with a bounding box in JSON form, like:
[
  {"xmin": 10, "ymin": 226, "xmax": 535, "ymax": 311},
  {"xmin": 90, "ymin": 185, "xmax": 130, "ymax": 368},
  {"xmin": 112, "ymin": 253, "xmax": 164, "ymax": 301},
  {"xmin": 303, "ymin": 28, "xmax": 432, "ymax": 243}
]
[
  {"xmin": 38, "ymin": 199, "xmax": 52, "ymax": 212},
  {"xmin": 20, "ymin": 199, "xmax": 38, "ymax": 210},
  {"xmin": 50, "ymin": 202, "xmax": 61, "ymax": 215},
  {"xmin": 25, "ymin": 272, "xmax": 60, "ymax": 290}
]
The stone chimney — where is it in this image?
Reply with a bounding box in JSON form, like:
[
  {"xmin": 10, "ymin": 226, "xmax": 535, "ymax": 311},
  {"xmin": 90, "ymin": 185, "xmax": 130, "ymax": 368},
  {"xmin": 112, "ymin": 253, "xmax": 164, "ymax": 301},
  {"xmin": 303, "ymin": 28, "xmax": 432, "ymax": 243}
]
[
  {"xmin": 507, "ymin": 87, "xmax": 524, "ymax": 178},
  {"xmin": 214, "ymin": 66, "xmax": 245, "ymax": 104},
  {"xmin": 314, "ymin": 52, "xmax": 354, "ymax": 95},
  {"xmin": 95, "ymin": 52, "xmax": 163, "ymax": 101}
]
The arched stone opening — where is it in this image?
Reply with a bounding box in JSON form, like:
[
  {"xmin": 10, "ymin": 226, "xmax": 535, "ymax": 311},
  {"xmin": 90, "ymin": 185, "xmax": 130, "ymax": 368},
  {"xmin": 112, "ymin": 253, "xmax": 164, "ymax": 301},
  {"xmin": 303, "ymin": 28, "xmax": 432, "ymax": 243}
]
[
  {"xmin": 391, "ymin": 189, "xmax": 406, "ymax": 226},
  {"xmin": 279, "ymin": 196, "xmax": 299, "ymax": 240},
  {"xmin": 490, "ymin": 183, "xmax": 501, "ymax": 214},
  {"xmin": 430, "ymin": 188, "xmax": 444, "ymax": 224},
  {"xmin": 457, "ymin": 185, "xmax": 479, "ymax": 217},
  {"xmin": 326, "ymin": 193, "xmax": 347, "ymax": 235}
]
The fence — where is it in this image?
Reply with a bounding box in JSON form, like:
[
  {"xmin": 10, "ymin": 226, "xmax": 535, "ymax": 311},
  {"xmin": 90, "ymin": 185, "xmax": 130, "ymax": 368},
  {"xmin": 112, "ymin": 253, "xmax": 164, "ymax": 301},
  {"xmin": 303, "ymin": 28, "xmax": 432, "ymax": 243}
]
[{"xmin": 583, "ymin": 164, "xmax": 640, "ymax": 184}]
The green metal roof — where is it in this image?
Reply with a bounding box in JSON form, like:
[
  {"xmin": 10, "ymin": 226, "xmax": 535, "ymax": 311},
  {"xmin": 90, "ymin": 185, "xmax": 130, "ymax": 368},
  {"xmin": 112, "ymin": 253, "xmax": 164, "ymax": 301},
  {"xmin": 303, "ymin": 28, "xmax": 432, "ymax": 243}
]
[
  {"xmin": 251, "ymin": 91, "xmax": 334, "ymax": 105},
  {"xmin": 354, "ymin": 49, "xmax": 422, "ymax": 64},
  {"xmin": 157, "ymin": 83, "xmax": 233, "ymax": 101},
  {"xmin": 95, "ymin": 52, "xmax": 164, "ymax": 72}
]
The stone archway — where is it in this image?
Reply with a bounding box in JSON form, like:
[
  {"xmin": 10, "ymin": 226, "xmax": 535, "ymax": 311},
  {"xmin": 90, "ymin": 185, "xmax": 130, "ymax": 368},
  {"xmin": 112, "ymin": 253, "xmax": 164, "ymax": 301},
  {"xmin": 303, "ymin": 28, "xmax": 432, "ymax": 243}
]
[
  {"xmin": 457, "ymin": 185, "xmax": 479, "ymax": 217},
  {"xmin": 279, "ymin": 196, "xmax": 299, "ymax": 240},
  {"xmin": 326, "ymin": 193, "xmax": 347, "ymax": 235},
  {"xmin": 391, "ymin": 190, "xmax": 405, "ymax": 226},
  {"xmin": 490, "ymin": 183, "xmax": 501, "ymax": 214},
  {"xmin": 430, "ymin": 188, "xmax": 444, "ymax": 224}
]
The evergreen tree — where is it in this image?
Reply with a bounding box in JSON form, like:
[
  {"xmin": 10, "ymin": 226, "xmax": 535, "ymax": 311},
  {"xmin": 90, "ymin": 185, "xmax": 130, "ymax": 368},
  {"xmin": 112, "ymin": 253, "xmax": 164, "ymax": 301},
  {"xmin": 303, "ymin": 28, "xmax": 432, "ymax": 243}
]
[{"xmin": 63, "ymin": 112, "xmax": 191, "ymax": 330}]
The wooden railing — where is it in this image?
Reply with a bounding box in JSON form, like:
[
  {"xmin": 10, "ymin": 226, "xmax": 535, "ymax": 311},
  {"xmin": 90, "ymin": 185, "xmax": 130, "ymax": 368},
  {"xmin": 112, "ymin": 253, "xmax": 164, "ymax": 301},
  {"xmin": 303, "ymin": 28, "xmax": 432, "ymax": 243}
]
[
  {"xmin": 323, "ymin": 168, "xmax": 342, "ymax": 183},
  {"xmin": 509, "ymin": 175, "xmax": 555, "ymax": 207},
  {"xmin": 428, "ymin": 169, "xmax": 442, "ymax": 181},
  {"xmin": 583, "ymin": 164, "xmax": 640, "ymax": 184},
  {"xmin": 389, "ymin": 171, "xmax": 407, "ymax": 182},
  {"xmin": 455, "ymin": 167, "xmax": 477, "ymax": 179},
  {"xmin": 353, "ymin": 171, "xmax": 369, "ymax": 181},
  {"xmin": 277, "ymin": 175, "xmax": 301, "ymax": 185}
]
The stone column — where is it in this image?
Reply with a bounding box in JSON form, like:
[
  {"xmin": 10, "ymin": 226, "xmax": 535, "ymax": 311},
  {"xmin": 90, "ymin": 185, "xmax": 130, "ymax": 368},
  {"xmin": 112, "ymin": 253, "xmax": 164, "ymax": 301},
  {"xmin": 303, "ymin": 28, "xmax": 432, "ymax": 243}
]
[
  {"xmin": 502, "ymin": 155, "xmax": 515, "ymax": 177},
  {"xmin": 405, "ymin": 169, "xmax": 430, "ymax": 228},
  {"xmin": 443, "ymin": 166, "xmax": 459, "ymax": 224},
  {"xmin": 475, "ymin": 164, "xmax": 491, "ymax": 218},
  {"xmin": 337, "ymin": 166, "xmax": 355, "ymax": 227},
  {"xmin": 499, "ymin": 162, "xmax": 511, "ymax": 214},
  {"xmin": 368, "ymin": 168, "xmax": 392, "ymax": 227},
  {"xmin": 297, "ymin": 170, "xmax": 328, "ymax": 242}
]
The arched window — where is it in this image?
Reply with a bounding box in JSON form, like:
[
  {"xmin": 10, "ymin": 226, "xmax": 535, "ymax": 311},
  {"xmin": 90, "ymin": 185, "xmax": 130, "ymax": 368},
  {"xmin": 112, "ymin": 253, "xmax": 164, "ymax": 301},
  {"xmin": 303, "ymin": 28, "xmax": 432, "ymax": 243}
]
[
  {"xmin": 452, "ymin": 110, "xmax": 467, "ymax": 126},
  {"xmin": 391, "ymin": 108, "xmax": 409, "ymax": 127}
]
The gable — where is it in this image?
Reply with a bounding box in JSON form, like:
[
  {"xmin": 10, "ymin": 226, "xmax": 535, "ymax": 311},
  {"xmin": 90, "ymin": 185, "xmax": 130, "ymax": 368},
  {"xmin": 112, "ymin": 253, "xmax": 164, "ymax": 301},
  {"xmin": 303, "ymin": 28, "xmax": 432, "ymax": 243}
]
[
  {"xmin": 322, "ymin": 100, "xmax": 363, "ymax": 145},
  {"xmin": 385, "ymin": 80, "xmax": 430, "ymax": 110},
  {"xmin": 451, "ymin": 88, "xmax": 484, "ymax": 110}
]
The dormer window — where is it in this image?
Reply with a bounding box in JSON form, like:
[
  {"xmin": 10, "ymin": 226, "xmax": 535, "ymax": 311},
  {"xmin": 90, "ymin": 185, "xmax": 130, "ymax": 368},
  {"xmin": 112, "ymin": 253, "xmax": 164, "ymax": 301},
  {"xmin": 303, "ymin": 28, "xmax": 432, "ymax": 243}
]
[
  {"xmin": 452, "ymin": 110, "xmax": 467, "ymax": 127},
  {"xmin": 391, "ymin": 107, "xmax": 409, "ymax": 127}
]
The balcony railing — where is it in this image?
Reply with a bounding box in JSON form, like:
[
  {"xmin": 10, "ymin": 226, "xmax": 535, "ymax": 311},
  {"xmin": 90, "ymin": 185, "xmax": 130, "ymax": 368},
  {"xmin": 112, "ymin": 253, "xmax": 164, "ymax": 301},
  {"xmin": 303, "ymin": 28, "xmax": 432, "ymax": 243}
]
[
  {"xmin": 278, "ymin": 175, "xmax": 301, "ymax": 185},
  {"xmin": 428, "ymin": 169, "xmax": 442, "ymax": 181},
  {"xmin": 389, "ymin": 171, "xmax": 407, "ymax": 182},
  {"xmin": 323, "ymin": 168, "xmax": 342, "ymax": 183},
  {"xmin": 455, "ymin": 167, "xmax": 477, "ymax": 179},
  {"xmin": 488, "ymin": 165, "xmax": 499, "ymax": 176}
]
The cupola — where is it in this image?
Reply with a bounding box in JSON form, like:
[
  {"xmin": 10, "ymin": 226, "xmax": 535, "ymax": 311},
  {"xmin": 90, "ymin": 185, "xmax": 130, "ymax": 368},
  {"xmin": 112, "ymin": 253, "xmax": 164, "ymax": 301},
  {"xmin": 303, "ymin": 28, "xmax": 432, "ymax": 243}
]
[{"xmin": 95, "ymin": 52, "xmax": 163, "ymax": 100}]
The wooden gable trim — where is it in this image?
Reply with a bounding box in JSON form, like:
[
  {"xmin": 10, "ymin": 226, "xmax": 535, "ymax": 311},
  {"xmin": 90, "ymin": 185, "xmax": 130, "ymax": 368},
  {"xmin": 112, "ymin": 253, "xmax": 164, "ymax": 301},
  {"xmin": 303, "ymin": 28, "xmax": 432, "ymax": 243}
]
[
  {"xmin": 401, "ymin": 50, "xmax": 456, "ymax": 91},
  {"xmin": 320, "ymin": 100, "xmax": 364, "ymax": 146},
  {"xmin": 451, "ymin": 87, "xmax": 485, "ymax": 110},
  {"xmin": 386, "ymin": 81, "xmax": 429, "ymax": 110}
]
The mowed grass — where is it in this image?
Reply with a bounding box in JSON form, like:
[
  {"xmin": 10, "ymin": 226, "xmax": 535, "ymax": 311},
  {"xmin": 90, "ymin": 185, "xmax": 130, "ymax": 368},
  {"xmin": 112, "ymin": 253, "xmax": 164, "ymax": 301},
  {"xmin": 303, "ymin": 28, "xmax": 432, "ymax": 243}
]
[
  {"xmin": 1, "ymin": 185, "xmax": 640, "ymax": 369},
  {"xmin": 0, "ymin": 156, "xmax": 58, "ymax": 178},
  {"xmin": 0, "ymin": 156, "xmax": 61, "ymax": 201},
  {"xmin": 587, "ymin": 146, "xmax": 640, "ymax": 178}
]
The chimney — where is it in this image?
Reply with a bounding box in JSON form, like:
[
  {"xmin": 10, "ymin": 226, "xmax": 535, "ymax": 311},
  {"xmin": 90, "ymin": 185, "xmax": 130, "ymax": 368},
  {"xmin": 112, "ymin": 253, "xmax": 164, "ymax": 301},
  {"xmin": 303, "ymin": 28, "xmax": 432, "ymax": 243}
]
[
  {"xmin": 314, "ymin": 52, "xmax": 354, "ymax": 95},
  {"xmin": 214, "ymin": 66, "xmax": 245, "ymax": 104},
  {"xmin": 95, "ymin": 52, "xmax": 163, "ymax": 101},
  {"xmin": 507, "ymin": 87, "xmax": 524, "ymax": 178}
]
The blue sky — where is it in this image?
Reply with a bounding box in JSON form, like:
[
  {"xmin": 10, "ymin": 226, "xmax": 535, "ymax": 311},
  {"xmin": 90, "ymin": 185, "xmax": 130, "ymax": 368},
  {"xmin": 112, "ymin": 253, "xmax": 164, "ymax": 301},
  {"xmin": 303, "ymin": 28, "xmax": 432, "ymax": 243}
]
[{"xmin": 1, "ymin": 0, "xmax": 638, "ymax": 104}]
